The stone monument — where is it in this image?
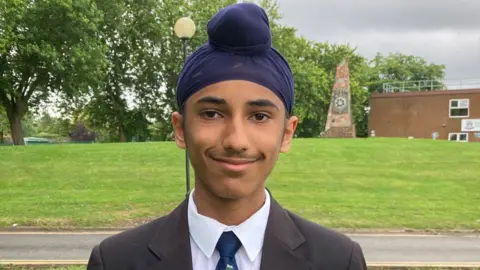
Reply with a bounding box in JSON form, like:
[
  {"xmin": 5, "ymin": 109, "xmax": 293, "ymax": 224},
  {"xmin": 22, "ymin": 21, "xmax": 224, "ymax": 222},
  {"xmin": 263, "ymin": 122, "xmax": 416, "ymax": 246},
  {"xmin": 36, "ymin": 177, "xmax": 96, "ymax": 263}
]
[{"xmin": 321, "ymin": 58, "xmax": 356, "ymax": 138}]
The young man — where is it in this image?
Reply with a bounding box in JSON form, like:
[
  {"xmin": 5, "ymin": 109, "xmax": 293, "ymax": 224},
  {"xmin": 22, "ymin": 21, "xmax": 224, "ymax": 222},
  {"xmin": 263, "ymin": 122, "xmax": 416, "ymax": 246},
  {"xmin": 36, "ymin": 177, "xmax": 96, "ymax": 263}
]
[{"xmin": 87, "ymin": 3, "xmax": 367, "ymax": 270}]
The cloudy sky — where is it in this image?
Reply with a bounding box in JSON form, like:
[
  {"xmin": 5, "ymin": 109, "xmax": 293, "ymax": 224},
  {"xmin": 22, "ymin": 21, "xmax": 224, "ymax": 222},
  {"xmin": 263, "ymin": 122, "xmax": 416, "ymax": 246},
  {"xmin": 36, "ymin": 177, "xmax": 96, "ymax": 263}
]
[{"xmin": 275, "ymin": 0, "xmax": 480, "ymax": 85}]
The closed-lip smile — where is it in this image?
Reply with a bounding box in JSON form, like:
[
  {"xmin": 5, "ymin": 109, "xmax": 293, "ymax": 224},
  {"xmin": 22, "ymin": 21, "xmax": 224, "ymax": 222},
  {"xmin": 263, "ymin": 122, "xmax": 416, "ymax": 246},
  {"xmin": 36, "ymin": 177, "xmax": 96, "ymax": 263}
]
[
  {"xmin": 212, "ymin": 156, "xmax": 257, "ymax": 164},
  {"xmin": 210, "ymin": 156, "xmax": 258, "ymax": 172}
]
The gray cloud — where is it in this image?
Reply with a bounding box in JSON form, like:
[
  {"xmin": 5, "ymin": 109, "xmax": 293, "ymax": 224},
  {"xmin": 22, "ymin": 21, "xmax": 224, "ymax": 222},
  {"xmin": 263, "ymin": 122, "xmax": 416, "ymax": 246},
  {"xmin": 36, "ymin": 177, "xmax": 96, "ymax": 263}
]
[
  {"xmin": 275, "ymin": 0, "xmax": 480, "ymax": 81},
  {"xmin": 276, "ymin": 0, "xmax": 480, "ymax": 32}
]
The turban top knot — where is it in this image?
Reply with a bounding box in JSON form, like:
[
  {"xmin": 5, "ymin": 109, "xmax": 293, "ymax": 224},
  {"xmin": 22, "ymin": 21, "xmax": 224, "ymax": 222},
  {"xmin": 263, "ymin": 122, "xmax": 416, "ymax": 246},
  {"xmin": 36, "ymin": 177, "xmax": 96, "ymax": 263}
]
[{"xmin": 176, "ymin": 2, "xmax": 294, "ymax": 114}]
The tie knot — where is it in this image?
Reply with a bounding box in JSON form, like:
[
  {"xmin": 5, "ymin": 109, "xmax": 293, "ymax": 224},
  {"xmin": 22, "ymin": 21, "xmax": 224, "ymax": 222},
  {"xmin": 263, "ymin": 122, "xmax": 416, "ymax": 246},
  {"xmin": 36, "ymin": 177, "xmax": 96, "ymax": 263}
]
[{"xmin": 215, "ymin": 231, "xmax": 242, "ymax": 258}]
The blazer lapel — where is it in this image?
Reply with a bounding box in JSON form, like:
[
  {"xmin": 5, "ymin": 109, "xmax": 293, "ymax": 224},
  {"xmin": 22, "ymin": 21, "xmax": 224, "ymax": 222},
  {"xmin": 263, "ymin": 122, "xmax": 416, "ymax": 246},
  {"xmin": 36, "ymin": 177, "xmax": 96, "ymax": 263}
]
[
  {"xmin": 144, "ymin": 191, "xmax": 312, "ymax": 270},
  {"xmin": 260, "ymin": 197, "xmax": 312, "ymax": 270},
  {"xmin": 147, "ymin": 198, "xmax": 193, "ymax": 270}
]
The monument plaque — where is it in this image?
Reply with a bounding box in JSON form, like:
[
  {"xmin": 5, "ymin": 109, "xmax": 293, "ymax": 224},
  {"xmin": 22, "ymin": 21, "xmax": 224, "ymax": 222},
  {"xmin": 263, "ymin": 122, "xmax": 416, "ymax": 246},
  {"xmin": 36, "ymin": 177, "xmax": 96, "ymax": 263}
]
[{"xmin": 321, "ymin": 58, "xmax": 356, "ymax": 138}]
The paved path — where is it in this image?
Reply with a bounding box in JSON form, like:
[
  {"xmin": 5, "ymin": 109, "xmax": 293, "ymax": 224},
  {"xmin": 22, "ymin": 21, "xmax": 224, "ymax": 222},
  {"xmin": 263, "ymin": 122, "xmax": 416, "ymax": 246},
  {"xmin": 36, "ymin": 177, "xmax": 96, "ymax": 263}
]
[{"xmin": 1, "ymin": 232, "xmax": 480, "ymax": 267}]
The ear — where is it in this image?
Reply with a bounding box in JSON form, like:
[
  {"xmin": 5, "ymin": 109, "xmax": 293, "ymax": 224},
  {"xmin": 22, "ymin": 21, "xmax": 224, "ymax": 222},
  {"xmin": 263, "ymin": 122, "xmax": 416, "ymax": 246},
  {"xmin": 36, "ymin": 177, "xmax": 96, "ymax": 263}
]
[
  {"xmin": 171, "ymin": 112, "xmax": 186, "ymax": 149},
  {"xmin": 280, "ymin": 115, "xmax": 298, "ymax": 153}
]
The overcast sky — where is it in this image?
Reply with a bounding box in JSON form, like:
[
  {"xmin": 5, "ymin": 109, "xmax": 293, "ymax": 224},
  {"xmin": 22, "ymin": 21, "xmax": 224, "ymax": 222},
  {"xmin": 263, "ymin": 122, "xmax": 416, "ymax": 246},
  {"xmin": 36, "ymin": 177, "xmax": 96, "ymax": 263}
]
[{"xmin": 275, "ymin": 0, "xmax": 480, "ymax": 84}]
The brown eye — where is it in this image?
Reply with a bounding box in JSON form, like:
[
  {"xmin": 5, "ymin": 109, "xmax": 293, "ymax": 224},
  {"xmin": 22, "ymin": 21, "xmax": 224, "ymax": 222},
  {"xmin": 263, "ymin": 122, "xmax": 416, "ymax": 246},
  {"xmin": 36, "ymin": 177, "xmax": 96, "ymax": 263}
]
[
  {"xmin": 201, "ymin": 110, "xmax": 221, "ymax": 119},
  {"xmin": 252, "ymin": 113, "xmax": 270, "ymax": 122}
]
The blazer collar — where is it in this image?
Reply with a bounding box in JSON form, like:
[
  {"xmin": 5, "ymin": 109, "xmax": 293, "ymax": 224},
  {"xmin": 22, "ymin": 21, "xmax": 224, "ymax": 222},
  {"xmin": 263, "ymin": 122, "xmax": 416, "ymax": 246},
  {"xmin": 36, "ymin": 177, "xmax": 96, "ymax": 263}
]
[
  {"xmin": 188, "ymin": 189, "xmax": 271, "ymax": 262},
  {"xmin": 147, "ymin": 190, "xmax": 312, "ymax": 270},
  {"xmin": 147, "ymin": 198, "xmax": 193, "ymax": 270},
  {"xmin": 260, "ymin": 195, "xmax": 312, "ymax": 270}
]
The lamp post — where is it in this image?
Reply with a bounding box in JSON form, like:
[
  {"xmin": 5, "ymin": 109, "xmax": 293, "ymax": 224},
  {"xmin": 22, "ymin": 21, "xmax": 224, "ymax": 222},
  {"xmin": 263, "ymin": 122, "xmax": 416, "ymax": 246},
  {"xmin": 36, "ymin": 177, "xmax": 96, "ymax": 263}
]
[{"xmin": 174, "ymin": 17, "xmax": 196, "ymax": 197}]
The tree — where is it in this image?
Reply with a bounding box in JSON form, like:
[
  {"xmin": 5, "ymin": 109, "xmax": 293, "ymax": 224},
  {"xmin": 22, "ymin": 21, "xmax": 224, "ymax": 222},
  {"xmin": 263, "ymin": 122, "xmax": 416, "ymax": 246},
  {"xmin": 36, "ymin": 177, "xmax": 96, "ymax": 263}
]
[
  {"xmin": 309, "ymin": 43, "xmax": 369, "ymax": 137},
  {"xmin": 253, "ymin": 0, "xmax": 369, "ymax": 137},
  {"xmin": 150, "ymin": 0, "xmax": 237, "ymax": 139},
  {"xmin": 366, "ymin": 53, "xmax": 446, "ymax": 93},
  {"xmin": 349, "ymin": 61, "xmax": 372, "ymax": 137},
  {"xmin": 33, "ymin": 113, "xmax": 73, "ymax": 139},
  {"xmin": 272, "ymin": 30, "xmax": 332, "ymax": 137},
  {"xmin": 20, "ymin": 113, "xmax": 37, "ymax": 138},
  {"xmin": 0, "ymin": 106, "xmax": 7, "ymax": 143},
  {"xmin": 74, "ymin": 0, "xmax": 165, "ymax": 142},
  {"xmin": 253, "ymin": 0, "xmax": 331, "ymax": 137},
  {"xmin": 259, "ymin": 1, "xmax": 444, "ymax": 137},
  {"xmin": 352, "ymin": 53, "xmax": 446, "ymax": 137},
  {"xmin": 74, "ymin": 0, "xmax": 238, "ymax": 142},
  {"xmin": 0, "ymin": 0, "xmax": 107, "ymax": 145},
  {"xmin": 267, "ymin": 24, "xmax": 366, "ymax": 136}
]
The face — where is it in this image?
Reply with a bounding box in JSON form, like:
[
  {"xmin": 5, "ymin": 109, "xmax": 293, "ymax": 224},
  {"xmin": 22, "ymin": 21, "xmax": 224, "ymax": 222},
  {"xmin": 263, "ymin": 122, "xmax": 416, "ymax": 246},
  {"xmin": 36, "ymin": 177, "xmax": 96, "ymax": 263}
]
[{"xmin": 172, "ymin": 80, "xmax": 298, "ymax": 201}]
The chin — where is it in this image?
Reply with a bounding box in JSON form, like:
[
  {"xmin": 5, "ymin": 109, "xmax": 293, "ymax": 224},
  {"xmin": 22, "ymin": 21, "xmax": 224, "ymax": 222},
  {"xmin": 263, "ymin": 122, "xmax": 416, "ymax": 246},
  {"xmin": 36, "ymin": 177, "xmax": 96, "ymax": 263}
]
[
  {"xmin": 198, "ymin": 157, "xmax": 267, "ymax": 200},
  {"xmin": 208, "ymin": 177, "xmax": 257, "ymax": 200}
]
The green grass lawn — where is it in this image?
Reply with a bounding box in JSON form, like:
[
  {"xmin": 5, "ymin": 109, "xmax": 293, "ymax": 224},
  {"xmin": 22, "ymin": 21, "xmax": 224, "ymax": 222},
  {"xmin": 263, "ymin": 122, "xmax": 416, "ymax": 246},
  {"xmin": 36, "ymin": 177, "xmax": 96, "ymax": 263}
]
[{"xmin": 0, "ymin": 138, "xmax": 479, "ymax": 230}]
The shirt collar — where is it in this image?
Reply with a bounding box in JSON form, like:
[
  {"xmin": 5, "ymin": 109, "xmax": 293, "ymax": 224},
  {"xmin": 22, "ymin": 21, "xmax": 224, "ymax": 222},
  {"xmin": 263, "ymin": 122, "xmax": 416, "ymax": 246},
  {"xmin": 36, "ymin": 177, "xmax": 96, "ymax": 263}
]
[{"xmin": 187, "ymin": 189, "xmax": 271, "ymax": 262}]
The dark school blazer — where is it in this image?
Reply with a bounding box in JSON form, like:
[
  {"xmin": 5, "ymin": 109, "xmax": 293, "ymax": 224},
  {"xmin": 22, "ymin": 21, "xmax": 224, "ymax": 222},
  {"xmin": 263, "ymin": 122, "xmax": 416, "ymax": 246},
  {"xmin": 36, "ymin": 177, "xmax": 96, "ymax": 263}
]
[{"xmin": 87, "ymin": 195, "xmax": 367, "ymax": 270}]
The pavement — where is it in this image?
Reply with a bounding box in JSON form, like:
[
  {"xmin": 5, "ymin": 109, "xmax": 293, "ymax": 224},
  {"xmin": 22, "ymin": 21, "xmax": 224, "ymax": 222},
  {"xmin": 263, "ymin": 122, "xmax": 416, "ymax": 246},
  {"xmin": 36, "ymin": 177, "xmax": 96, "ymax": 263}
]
[{"xmin": 1, "ymin": 232, "xmax": 480, "ymax": 267}]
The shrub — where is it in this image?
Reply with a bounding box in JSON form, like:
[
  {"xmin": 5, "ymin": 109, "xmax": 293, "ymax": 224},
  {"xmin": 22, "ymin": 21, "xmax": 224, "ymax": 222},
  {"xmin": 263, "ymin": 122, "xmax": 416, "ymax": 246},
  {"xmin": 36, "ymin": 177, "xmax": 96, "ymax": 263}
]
[{"xmin": 69, "ymin": 123, "xmax": 97, "ymax": 142}]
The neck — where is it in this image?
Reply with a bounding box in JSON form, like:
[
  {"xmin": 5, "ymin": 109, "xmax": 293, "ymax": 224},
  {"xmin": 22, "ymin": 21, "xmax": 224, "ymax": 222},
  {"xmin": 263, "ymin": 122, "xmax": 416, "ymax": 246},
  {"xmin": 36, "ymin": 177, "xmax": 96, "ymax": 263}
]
[{"xmin": 192, "ymin": 183, "xmax": 266, "ymax": 226}]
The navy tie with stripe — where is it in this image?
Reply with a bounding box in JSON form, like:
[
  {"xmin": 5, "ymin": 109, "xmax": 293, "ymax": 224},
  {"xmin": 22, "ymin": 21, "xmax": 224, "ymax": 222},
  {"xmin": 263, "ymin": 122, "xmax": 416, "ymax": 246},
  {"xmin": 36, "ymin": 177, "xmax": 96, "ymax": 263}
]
[{"xmin": 215, "ymin": 231, "xmax": 241, "ymax": 270}]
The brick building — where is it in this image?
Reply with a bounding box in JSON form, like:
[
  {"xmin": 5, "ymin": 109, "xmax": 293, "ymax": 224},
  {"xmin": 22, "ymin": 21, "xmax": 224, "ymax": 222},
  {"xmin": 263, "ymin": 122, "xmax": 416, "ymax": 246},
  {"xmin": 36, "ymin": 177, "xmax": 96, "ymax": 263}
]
[{"xmin": 368, "ymin": 88, "xmax": 480, "ymax": 142}]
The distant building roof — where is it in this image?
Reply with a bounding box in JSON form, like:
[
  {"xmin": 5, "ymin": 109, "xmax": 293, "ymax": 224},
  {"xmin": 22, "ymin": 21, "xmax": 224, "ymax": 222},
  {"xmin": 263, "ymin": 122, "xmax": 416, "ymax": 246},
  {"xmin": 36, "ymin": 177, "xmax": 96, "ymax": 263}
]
[
  {"xmin": 382, "ymin": 79, "xmax": 480, "ymax": 93},
  {"xmin": 372, "ymin": 88, "xmax": 480, "ymax": 99}
]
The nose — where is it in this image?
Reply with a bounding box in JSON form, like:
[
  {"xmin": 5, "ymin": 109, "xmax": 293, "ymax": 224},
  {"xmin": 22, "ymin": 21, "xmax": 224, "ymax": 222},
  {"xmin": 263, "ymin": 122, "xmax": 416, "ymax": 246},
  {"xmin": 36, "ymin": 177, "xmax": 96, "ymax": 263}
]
[{"xmin": 221, "ymin": 116, "xmax": 250, "ymax": 153}]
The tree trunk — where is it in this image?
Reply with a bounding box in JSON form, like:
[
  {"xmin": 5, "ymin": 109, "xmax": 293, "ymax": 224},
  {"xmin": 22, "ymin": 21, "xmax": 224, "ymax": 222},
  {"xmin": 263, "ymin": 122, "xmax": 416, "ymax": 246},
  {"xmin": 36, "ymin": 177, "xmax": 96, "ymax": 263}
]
[
  {"xmin": 119, "ymin": 125, "xmax": 127, "ymax": 142},
  {"xmin": 0, "ymin": 131, "xmax": 4, "ymax": 143},
  {"xmin": 8, "ymin": 113, "xmax": 24, "ymax": 145},
  {"xmin": 5, "ymin": 98, "xmax": 26, "ymax": 146}
]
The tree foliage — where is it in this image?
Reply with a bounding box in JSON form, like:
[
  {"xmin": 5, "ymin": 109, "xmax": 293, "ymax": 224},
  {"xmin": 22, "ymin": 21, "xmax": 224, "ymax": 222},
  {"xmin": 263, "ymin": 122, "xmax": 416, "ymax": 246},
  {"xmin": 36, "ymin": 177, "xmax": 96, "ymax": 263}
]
[
  {"xmin": 263, "ymin": 1, "xmax": 369, "ymax": 137},
  {"xmin": 0, "ymin": 0, "xmax": 107, "ymax": 145},
  {"xmin": 147, "ymin": 0, "xmax": 237, "ymax": 139},
  {"xmin": 73, "ymin": 0, "xmax": 237, "ymax": 142},
  {"xmin": 34, "ymin": 113, "xmax": 73, "ymax": 139},
  {"xmin": 0, "ymin": 0, "xmax": 447, "ymax": 142},
  {"xmin": 74, "ymin": 0, "xmax": 165, "ymax": 142},
  {"xmin": 366, "ymin": 53, "xmax": 446, "ymax": 93}
]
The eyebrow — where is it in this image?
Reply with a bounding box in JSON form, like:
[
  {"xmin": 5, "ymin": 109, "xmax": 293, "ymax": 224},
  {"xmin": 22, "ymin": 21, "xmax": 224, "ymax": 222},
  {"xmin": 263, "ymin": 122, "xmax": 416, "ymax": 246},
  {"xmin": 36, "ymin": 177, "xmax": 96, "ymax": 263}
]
[
  {"xmin": 196, "ymin": 96, "xmax": 227, "ymax": 105},
  {"xmin": 195, "ymin": 96, "xmax": 279, "ymax": 111},
  {"xmin": 247, "ymin": 99, "xmax": 279, "ymax": 111}
]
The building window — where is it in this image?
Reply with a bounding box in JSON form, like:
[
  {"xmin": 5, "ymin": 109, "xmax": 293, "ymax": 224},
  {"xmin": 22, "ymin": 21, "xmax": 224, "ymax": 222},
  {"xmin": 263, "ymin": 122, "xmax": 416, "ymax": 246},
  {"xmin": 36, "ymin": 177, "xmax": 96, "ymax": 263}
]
[
  {"xmin": 449, "ymin": 99, "xmax": 469, "ymax": 118},
  {"xmin": 448, "ymin": 133, "xmax": 468, "ymax": 142}
]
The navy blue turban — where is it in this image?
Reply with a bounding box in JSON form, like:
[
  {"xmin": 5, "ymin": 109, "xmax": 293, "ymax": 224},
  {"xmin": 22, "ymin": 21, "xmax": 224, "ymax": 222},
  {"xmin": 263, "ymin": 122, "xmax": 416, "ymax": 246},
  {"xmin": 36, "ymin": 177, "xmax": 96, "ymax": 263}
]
[{"xmin": 176, "ymin": 2, "xmax": 294, "ymax": 114}]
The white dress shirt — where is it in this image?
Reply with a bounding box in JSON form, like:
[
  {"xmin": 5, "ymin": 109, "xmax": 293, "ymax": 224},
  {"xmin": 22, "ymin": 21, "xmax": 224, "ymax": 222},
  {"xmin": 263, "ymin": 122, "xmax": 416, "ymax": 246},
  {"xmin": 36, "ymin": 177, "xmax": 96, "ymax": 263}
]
[{"xmin": 187, "ymin": 189, "xmax": 271, "ymax": 270}]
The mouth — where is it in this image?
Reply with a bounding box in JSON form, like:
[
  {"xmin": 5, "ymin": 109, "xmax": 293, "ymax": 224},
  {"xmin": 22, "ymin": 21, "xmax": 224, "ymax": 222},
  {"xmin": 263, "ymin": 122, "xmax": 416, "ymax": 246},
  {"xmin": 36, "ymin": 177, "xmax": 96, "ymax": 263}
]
[{"xmin": 209, "ymin": 156, "xmax": 259, "ymax": 172}]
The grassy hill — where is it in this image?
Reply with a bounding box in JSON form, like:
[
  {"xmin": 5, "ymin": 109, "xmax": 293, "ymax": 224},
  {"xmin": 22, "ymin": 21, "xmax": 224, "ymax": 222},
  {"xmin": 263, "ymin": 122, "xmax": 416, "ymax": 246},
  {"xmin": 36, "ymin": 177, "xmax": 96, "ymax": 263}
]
[{"xmin": 0, "ymin": 138, "xmax": 479, "ymax": 230}]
